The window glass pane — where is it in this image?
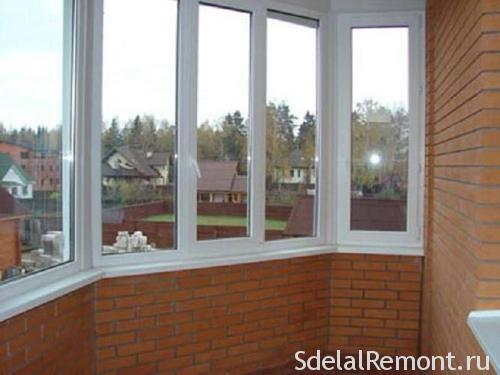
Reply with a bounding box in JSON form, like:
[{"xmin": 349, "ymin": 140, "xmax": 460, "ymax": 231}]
[
  {"xmin": 351, "ymin": 27, "xmax": 409, "ymax": 231},
  {"xmin": 0, "ymin": 0, "xmax": 73, "ymax": 282},
  {"xmin": 197, "ymin": 4, "xmax": 251, "ymax": 241},
  {"xmin": 101, "ymin": 0, "xmax": 178, "ymax": 254},
  {"xmin": 266, "ymin": 12, "xmax": 318, "ymax": 241}
]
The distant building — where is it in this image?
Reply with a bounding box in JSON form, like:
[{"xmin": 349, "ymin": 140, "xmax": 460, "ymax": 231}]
[
  {"xmin": 0, "ymin": 141, "xmax": 60, "ymax": 192},
  {"xmin": 197, "ymin": 161, "xmax": 247, "ymax": 203},
  {"xmin": 273, "ymin": 149, "xmax": 316, "ymax": 185},
  {"xmin": 0, "ymin": 153, "xmax": 33, "ymax": 199},
  {"xmin": 102, "ymin": 145, "xmax": 171, "ymax": 187},
  {"xmin": 0, "ymin": 186, "xmax": 30, "ymax": 278}
]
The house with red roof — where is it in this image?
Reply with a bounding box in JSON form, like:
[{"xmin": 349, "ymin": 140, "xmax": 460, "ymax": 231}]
[{"xmin": 197, "ymin": 161, "xmax": 247, "ymax": 203}]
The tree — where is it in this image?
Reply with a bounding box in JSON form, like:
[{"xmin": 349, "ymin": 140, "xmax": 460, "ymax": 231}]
[
  {"xmin": 197, "ymin": 122, "xmax": 222, "ymax": 160},
  {"xmin": 220, "ymin": 111, "xmax": 247, "ymax": 163},
  {"xmin": 0, "ymin": 123, "xmax": 6, "ymax": 141},
  {"xmin": 121, "ymin": 115, "xmax": 158, "ymax": 152},
  {"xmin": 102, "ymin": 118, "xmax": 123, "ymax": 153},
  {"xmin": 139, "ymin": 115, "xmax": 157, "ymax": 152},
  {"xmin": 297, "ymin": 112, "xmax": 316, "ymax": 185},
  {"xmin": 266, "ymin": 104, "xmax": 292, "ymax": 191},
  {"xmin": 123, "ymin": 115, "xmax": 143, "ymax": 148},
  {"xmin": 351, "ymin": 100, "xmax": 409, "ymax": 198},
  {"xmin": 297, "ymin": 111, "xmax": 315, "ymax": 148},
  {"xmin": 48, "ymin": 127, "xmax": 61, "ymax": 151},
  {"xmin": 154, "ymin": 120, "xmax": 175, "ymax": 153},
  {"xmin": 18, "ymin": 127, "xmax": 36, "ymax": 147},
  {"xmin": 274, "ymin": 103, "xmax": 297, "ymax": 147}
]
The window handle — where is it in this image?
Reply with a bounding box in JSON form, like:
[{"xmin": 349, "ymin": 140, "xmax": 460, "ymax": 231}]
[{"xmin": 191, "ymin": 157, "xmax": 201, "ymax": 178}]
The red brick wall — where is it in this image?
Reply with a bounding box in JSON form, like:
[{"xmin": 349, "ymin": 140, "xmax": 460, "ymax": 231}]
[
  {"xmin": 94, "ymin": 256, "xmax": 330, "ymax": 374},
  {"xmin": 94, "ymin": 254, "xmax": 423, "ymax": 374},
  {"xmin": 0, "ymin": 253, "xmax": 423, "ymax": 374},
  {"xmin": 0, "ymin": 287, "xmax": 95, "ymax": 375},
  {"xmin": 423, "ymin": 0, "xmax": 500, "ymax": 373},
  {"xmin": 328, "ymin": 254, "xmax": 422, "ymax": 356}
]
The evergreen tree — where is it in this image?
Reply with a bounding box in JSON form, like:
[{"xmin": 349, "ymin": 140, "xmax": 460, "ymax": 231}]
[
  {"xmin": 220, "ymin": 111, "xmax": 247, "ymax": 162},
  {"xmin": 102, "ymin": 118, "xmax": 123, "ymax": 152},
  {"xmin": 297, "ymin": 111, "xmax": 315, "ymax": 149},
  {"xmin": 0, "ymin": 123, "xmax": 6, "ymax": 141},
  {"xmin": 275, "ymin": 103, "xmax": 297, "ymax": 146},
  {"xmin": 155, "ymin": 120, "xmax": 175, "ymax": 153}
]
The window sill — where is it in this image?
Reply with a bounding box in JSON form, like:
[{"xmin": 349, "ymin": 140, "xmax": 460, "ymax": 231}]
[
  {"xmin": 0, "ymin": 242, "xmax": 425, "ymax": 323},
  {"xmin": 0, "ymin": 269, "xmax": 104, "ymax": 322},
  {"xmin": 99, "ymin": 245, "xmax": 335, "ymax": 278},
  {"xmin": 468, "ymin": 310, "xmax": 500, "ymax": 372}
]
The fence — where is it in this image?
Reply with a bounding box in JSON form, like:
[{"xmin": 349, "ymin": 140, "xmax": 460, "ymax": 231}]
[
  {"xmin": 103, "ymin": 221, "xmax": 286, "ymax": 248},
  {"xmin": 101, "ymin": 198, "xmax": 407, "ymax": 249}
]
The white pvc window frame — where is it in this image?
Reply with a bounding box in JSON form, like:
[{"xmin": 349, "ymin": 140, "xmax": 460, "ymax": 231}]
[
  {"xmin": 0, "ymin": 1, "xmax": 426, "ymax": 323},
  {"xmin": 90, "ymin": 0, "xmax": 329, "ymax": 270},
  {"xmin": 335, "ymin": 12, "xmax": 425, "ymax": 255},
  {"xmin": 266, "ymin": 8, "xmax": 323, "ymax": 243},
  {"xmin": 0, "ymin": 0, "xmax": 103, "ymax": 314}
]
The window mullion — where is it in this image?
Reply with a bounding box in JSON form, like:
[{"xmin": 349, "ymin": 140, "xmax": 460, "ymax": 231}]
[
  {"xmin": 316, "ymin": 16, "xmax": 331, "ymax": 245},
  {"xmin": 74, "ymin": 0, "xmax": 95, "ymax": 269},
  {"xmin": 177, "ymin": 0, "xmax": 199, "ymax": 253},
  {"xmin": 249, "ymin": 6, "xmax": 267, "ymax": 244},
  {"xmin": 89, "ymin": 0, "xmax": 104, "ymax": 266}
]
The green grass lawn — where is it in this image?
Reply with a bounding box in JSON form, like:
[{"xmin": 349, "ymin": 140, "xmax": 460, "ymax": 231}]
[{"xmin": 143, "ymin": 213, "xmax": 287, "ymax": 231}]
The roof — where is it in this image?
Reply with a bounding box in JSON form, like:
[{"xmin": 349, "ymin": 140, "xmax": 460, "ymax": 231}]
[
  {"xmin": 0, "ymin": 153, "xmax": 32, "ymax": 183},
  {"xmin": 0, "ymin": 140, "xmax": 31, "ymax": 151},
  {"xmin": 103, "ymin": 146, "xmax": 168, "ymax": 178},
  {"xmin": 0, "ymin": 140, "xmax": 58, "ymax": 155},
  {"xmin": 198, "ymin": 161, "xmax": 247, "ymax": 193},
  {"xmin": 283, "ymin": 195, "xmax": 314, "ymax": 237},
  {"xmin": 147, "ymin": 152, "xmax": 170, "ymax": 166},
  {"xmin": 232, "ymin": 175, "xmax": 247, "ymax": 194},
  {"xmin": 0, "ymin": 186, "xmax": 30, "ymax": 219}
]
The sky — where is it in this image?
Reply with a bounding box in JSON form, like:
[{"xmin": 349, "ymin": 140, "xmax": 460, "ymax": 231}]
[
  {"xmin": 0, "ymin": 0, "xmax": 408, "ymax": 130},
  {"xmin": 197, "ymin": 4, "xmax": 250, "ymax": 124},
  {"xmin": 352, "ymin": 27, "xmax": 409, "ymax": 110},
  {"xmin": 0, "ymin": 0, "xmax": 64, "ymax": 129}
]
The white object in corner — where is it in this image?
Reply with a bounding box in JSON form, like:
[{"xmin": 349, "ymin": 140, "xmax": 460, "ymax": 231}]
[{"xmin": 468, "ymin": 310, "xmax": 500, "ymax": 373}]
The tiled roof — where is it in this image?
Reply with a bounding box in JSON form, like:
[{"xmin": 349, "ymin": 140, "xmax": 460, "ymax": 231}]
[
  {"xmin": 115, "ymin": 146, "xmax": 159, "ymax": 176},
  {"xmin": 283, "ymin": 195, "xmax": 314, "ymax": 237},
  {"xmin": 232, "ymin": 175, "xmax": 247, "ymax": 194},
  {"xmin": 0, "ymin": 140, "xmax": 58, "ymax": 155},
  {"xmin": 0, "ymin": 153, "xmax": 32, "ymax": 183},
  {"xmin": 146, "ymin": 152, "xmax": 170, "ymax": 166},
  {"xmin": 103, "ymin": 146, "xmax": 162, "ymax": 178},
  {"xmin": 0, "ymin": 186, "xmax": 30, "ymax": 219},
  {"xmin": 198, "ymin": 161, "xmax": 247, "ymax": 193}
]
